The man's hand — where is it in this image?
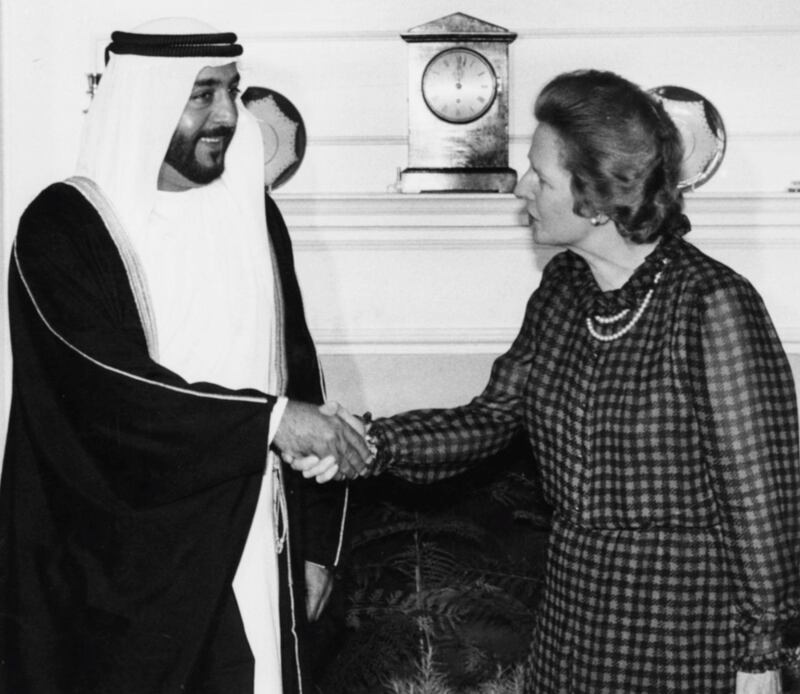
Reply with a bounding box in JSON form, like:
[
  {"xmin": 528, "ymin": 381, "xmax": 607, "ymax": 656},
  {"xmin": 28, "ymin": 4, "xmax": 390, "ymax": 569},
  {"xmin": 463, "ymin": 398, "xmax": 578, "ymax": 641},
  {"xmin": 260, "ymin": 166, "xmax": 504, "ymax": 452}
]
[
  {"xmin": 274, "ymin": 400, "xmax": 370, "ymax": 479},
  {"xmin": 304, "ymin": 561, "xmax": 334, "ymax": 622}
]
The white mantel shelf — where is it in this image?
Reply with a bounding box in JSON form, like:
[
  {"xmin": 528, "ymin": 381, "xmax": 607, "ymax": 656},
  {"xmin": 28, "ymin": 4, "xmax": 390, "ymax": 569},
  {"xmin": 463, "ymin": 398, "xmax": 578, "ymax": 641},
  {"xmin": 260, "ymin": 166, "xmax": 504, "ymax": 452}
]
[
  {"xmin": 273, "ymin": 192, "xmax": 800, "ymax": 224},
  {"xmin": 272, "ymin": 192, "xmax": 800, "ymax": 250}
]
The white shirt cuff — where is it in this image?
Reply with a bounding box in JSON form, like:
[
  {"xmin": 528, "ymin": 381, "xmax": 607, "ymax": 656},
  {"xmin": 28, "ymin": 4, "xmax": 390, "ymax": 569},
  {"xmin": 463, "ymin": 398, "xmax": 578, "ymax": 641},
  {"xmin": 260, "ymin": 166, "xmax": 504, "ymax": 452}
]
[{"xmin": 267, "ymin": 396, "xmax": 288, "ymax": 445}]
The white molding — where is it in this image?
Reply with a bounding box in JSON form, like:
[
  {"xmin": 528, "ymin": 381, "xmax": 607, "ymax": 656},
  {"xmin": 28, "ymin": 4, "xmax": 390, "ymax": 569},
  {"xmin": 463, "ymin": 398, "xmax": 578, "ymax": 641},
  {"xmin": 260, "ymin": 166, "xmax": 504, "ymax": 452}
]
[
  {"xmin": 313, "ymin": 326, "xmax": 515, "ymax": 354},
  {"xmin": 683, "ymin": 195, "xmax": 800, "ymax": 231},
  {"xmin": 513, "ymin": 25, "xmax": 800, "ymax": 40},
  {"xmin": 276, "ymin": 193, "xmax": 524, "ymax": 236},
  {"xmin": 312, "ymin": 325, "xmax": 800, "ymax": 356},
  {"xmin": 696, "ymin": 132, "xmax": 800, "ymax": 141},
  {"xmin": 307, "ymin": 132, "xmax": 800, "ymax": 147},
  {"xmin": 308, "ymin": 135, "xmax": 406, "ymax": 147},
  {"xmin": 275, "ymin": 193, "xmax": 800, "ymax": 250},
  {"xmin": 510, "ymin": 132, "xmax": 800, "ymax": 144},
  {"xmin": 276, "ymin": 191, "xmax": 800, "ymax": 219},
  {"xmin": 235, "ymin": 25, "xmax": 800, "ymax": 43},
  {"xmin": 90, "ymin": 24, "xmax": 800, "ymax": 67}
]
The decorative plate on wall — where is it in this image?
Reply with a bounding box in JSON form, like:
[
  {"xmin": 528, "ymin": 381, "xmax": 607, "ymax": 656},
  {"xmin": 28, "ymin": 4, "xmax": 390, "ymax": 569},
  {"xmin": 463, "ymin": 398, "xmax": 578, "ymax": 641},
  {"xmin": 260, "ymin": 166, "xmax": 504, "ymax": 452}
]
[
  {"xmin": 649, "ymin": 86, "xmax": 726, "ymax": 191},
  {"xmin": 242, "ymin": 86, "xmax": 306, "ymax": 190}
]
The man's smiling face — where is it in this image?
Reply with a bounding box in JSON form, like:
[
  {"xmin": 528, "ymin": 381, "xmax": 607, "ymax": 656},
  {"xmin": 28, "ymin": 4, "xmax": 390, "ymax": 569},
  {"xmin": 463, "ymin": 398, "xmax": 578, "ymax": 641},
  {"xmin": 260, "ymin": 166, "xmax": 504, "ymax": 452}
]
[{"xmin": 159, "ymin": 62, "xmax": 241, "ymax": 190}]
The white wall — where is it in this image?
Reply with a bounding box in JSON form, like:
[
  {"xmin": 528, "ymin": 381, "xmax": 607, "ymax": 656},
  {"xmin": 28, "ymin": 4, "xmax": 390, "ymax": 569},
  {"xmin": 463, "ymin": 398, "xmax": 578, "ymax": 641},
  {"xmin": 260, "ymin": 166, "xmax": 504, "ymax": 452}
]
[
  {"xmin": 2, "ymin": 1, "xmax": 800, "ymax": 440},
  {"xmin": 3, "ymin": 0, "xmax": 799, "ymax": 209},
  {"xmin": 279, "ymin": 192, "xmax": 800, "ymax": 417}
]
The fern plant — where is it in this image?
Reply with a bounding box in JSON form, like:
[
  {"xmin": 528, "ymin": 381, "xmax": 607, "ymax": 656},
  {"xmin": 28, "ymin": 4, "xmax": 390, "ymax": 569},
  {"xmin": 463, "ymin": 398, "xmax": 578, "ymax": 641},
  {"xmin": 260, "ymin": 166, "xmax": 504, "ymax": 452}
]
[{"xmin": 316, "ymin": 440, "xmax": 550, "ymax": 694}]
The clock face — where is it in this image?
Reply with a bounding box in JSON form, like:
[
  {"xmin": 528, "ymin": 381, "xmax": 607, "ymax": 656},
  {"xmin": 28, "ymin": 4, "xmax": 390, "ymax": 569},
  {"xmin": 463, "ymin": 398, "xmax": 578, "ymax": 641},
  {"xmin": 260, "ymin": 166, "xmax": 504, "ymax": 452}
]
[{"xmin": 421, "ymin": 47, "xmax": 497, "ymax": 124}]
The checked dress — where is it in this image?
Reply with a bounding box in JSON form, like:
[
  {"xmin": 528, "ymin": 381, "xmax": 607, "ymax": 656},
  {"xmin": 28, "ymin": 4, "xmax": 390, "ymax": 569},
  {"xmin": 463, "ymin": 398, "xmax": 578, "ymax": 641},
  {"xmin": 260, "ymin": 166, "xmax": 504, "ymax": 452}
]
[{"xmin": 370, "ymin": 226, "xmax": 800, "ymax": 693}]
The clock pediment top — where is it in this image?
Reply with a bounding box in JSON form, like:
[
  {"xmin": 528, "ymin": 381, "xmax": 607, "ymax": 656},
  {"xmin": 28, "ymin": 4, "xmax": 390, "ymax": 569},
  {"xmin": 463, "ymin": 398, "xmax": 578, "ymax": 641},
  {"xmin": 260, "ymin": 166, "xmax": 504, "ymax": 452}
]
[{"xmin": 402, "ymin": 12, "xmax": 516, "ymax": 43}]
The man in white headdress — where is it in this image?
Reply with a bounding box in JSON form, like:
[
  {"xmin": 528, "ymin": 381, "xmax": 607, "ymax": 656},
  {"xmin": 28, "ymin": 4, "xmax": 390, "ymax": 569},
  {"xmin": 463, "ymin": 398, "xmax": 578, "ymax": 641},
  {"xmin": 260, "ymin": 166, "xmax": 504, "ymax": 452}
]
[{"xmin": 0, "ymin": 17, "xmax": 369, "ymax": 694}]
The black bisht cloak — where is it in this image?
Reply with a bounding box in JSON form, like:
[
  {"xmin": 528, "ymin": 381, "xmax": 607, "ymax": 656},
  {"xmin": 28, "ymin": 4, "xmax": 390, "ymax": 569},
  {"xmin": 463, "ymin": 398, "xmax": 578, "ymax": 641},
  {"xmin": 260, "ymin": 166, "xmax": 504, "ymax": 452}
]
[{"xmin": 0, "ymin": 183, "xmax": 347, "ymax": 693}]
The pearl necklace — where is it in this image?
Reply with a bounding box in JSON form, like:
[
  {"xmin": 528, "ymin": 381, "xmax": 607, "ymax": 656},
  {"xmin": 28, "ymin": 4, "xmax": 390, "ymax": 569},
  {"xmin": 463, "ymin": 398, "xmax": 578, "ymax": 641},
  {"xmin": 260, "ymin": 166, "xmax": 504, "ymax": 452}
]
[{"xmin": 585, "ymin": 259, "xmax": 668, "ymax": 342}]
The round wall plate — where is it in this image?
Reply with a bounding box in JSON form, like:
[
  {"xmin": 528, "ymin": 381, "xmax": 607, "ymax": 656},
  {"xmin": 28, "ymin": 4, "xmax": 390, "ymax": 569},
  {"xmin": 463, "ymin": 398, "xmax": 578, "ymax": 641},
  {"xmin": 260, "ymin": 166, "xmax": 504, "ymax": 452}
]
[
  {"xmin": 242, "ymin": 87, "xmax": 306, "ymax": 190},
  {"xmin": 649, "ymin": 85, "xmax": 726, "ymax": 191}
]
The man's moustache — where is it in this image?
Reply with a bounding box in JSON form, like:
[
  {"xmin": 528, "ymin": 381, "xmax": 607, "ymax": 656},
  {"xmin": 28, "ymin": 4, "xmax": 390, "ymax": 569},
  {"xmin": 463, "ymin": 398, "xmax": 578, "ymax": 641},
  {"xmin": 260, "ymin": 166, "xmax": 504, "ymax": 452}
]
[{"xmin": 199, "ymin": 127, "xmax": 235, "ymax": 139}]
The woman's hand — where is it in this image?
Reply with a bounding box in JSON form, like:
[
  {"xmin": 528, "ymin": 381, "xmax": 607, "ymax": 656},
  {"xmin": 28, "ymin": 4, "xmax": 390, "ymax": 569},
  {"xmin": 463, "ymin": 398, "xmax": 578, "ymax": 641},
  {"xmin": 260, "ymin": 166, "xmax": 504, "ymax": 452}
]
[
  {"xmin": 735, "ymin": 671, "xmax": 781, "ymax": 694},
  {"xmin": 319, "ymin": 400, "xmax": 366, "ymax": 436}
]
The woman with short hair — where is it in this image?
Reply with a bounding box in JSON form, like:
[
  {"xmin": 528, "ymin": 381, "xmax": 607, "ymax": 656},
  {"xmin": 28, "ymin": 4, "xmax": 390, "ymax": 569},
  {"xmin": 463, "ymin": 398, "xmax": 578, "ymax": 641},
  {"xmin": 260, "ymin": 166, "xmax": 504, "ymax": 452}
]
[{"xmin": 362, "ymin": 70, "xmax": 799, "ymax": 693}]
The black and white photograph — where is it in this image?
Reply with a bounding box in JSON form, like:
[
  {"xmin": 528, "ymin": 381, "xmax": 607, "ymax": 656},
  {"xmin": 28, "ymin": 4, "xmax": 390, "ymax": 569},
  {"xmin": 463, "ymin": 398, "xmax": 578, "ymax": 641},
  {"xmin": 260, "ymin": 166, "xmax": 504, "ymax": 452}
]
[{"xmin": 1, "ymin": 2, "xmax": 799, "ymax": 692}]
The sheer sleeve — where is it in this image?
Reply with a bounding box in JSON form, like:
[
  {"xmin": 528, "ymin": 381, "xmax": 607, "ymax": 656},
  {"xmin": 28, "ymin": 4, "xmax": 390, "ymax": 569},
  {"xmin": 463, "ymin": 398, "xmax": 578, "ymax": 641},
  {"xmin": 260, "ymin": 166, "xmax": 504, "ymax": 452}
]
[
  {"xmin": 369, "ymin": 277, "xmax": 548, "ymax": 484},
  {"xmin": 692, "ymin": 276, "xmax": 800, "ymax": 670}
]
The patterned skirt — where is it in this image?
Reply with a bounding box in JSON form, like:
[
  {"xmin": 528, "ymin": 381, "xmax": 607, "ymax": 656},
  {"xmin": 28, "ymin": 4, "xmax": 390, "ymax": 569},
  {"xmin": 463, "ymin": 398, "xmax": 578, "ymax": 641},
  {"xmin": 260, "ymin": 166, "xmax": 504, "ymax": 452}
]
[{"xmin": 525, "ymin": 518, "xmax": 737, "ymax": 693}]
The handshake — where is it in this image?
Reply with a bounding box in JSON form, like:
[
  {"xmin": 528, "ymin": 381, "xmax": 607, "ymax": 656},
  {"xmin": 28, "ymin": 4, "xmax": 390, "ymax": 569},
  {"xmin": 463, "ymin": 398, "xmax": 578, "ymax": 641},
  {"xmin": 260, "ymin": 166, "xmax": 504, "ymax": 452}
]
[{"xmin": 273, "ymin": 400, "xmax": 375, "ymax": 483}]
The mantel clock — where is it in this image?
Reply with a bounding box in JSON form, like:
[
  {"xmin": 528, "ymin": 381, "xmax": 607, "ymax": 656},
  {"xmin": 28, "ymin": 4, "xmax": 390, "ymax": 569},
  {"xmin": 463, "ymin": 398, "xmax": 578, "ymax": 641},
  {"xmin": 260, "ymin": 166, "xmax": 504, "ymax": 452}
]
[{"xmin": 399, "ymin": 13, "xmax": 517, "ymax": 193}]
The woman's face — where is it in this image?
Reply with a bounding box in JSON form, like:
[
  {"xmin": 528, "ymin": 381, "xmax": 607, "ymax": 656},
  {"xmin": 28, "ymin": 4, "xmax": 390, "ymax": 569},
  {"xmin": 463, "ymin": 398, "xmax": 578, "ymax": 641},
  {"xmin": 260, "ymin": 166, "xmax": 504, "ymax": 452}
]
[{"xmin": 514, "ymin": 123, "xmax": 595, "ymax": 249}]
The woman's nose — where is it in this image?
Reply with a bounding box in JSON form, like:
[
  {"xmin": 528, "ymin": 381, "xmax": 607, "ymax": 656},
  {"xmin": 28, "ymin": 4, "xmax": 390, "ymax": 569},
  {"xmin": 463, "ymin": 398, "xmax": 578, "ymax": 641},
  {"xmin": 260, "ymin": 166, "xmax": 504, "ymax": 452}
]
[{"xmin": 514, "ymin": 169, "xmax": 535, "ymax": 199}]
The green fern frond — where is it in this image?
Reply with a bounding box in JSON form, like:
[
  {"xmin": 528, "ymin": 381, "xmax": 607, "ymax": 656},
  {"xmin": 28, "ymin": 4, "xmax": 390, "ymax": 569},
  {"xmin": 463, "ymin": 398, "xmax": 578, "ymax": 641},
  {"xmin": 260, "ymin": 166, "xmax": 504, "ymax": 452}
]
[
  {"xmin": 352, "ymin": 520, "xmax": 428, "ymax": 548},
  {"xmin": 399, "ymin": 586, "xmax": 468, "ymax": 631},
  {"xmin": 382, "ymin": 640, "xmax": 451, "ymax": 694},
  {"xmin": 413, "ymin": 516, "xmax": 492, "ymax": 545},
  {"xmin": 352, "ymin": 514, "xmax": 492, "ymax": 551},
  {"xmin": 381, "ymin": 542, "xmax": 462, "ymax": 585},
  {"xmin": 472, "ymin": 663, "xmax": 527, "ymax": 694},
  {"xmin": 323, "ymin": 451, "xmax": 548, "ymax": 694},
  {"xmin": 450, "ymin": 585, "xmax": 534, "ymax": 629}
]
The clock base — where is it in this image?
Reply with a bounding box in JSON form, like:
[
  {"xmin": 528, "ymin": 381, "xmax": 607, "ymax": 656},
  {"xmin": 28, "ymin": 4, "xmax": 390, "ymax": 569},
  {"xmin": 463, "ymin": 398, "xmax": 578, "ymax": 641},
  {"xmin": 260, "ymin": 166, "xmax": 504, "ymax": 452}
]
[{"xmin": 399, "ymin": 167, "xmax": 517, "ymax": 194}]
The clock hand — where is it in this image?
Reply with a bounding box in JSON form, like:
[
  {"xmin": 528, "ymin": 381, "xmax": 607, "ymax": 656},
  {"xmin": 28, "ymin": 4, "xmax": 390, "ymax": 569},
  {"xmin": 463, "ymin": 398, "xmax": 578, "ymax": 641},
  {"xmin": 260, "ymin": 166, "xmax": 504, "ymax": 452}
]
[{"xmin": 455, "ymin": 53, "xmax": 465, "ymax": 83}]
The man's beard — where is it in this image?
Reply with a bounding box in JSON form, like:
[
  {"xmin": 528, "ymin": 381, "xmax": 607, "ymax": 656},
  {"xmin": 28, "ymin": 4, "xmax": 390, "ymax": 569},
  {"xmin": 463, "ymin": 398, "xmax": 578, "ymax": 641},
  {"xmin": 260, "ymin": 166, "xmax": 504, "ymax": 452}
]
[{"xmin": 163, "ymin": 126, "xmax": 235, "ymax": 185}]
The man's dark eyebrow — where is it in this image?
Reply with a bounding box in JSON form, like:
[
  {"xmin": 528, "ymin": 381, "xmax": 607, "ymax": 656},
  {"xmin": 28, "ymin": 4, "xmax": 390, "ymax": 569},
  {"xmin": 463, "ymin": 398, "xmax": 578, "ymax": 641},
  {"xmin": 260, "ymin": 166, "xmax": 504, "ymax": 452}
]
[{"xmin": 192, "ymin": 74, "xmax": 241, "ymax": 89}]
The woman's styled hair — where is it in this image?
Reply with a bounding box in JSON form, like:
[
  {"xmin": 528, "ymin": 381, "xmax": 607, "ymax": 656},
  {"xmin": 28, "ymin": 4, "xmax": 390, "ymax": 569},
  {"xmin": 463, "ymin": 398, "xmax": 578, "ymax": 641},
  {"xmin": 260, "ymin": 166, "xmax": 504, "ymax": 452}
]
[{"xmin": 535, "ymin": 69, "xmax": 685, "ymax": 243}]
